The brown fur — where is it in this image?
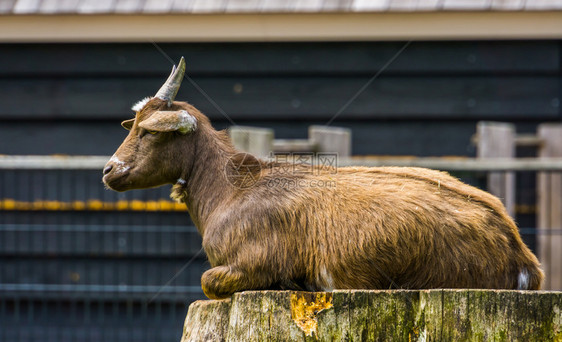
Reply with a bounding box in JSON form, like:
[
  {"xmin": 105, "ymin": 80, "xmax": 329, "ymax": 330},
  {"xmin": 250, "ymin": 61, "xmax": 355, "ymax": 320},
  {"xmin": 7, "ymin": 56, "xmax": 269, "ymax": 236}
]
[{"xmin": 104, "ymin": 97, "xmax": 544, "ymax": 299}]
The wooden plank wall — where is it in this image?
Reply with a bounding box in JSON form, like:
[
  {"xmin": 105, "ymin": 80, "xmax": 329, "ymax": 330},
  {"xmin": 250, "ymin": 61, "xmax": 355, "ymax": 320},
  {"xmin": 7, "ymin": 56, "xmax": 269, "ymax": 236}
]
[
  {"xmin": 0, "ymin": 41, "xmax": 559, "ymax": 156},
  {"xmin": 0, "ymin": 41, "xmax": 560, "ymax": 341},
  {"xmin": 0, "ymin": 42, "xmax": 558, "ymax": 119}
]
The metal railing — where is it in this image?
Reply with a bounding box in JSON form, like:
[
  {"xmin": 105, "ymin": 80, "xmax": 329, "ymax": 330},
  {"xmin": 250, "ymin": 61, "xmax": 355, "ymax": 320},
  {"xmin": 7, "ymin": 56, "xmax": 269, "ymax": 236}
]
[
  {"xmin": 0, "ymin": 156, "xmax": 207, "ymax": 342},
  {"xmin": 3, "ymin": 155, "xmax": 562, "ymax": 171}
]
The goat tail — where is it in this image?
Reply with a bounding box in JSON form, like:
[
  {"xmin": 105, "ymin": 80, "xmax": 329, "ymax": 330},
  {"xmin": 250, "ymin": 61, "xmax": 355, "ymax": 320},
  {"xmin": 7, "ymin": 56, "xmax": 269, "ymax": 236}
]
[{"xmin": 517, "ymin": 265, "xmax": 544, "ymax": 290}]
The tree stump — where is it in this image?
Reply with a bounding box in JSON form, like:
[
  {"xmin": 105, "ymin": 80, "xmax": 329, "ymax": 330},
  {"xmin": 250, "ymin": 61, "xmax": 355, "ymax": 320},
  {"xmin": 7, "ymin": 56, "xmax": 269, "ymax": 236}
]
[{"xmin": 181, "ymin": 290, "xmax": 562, "ymax": 341}]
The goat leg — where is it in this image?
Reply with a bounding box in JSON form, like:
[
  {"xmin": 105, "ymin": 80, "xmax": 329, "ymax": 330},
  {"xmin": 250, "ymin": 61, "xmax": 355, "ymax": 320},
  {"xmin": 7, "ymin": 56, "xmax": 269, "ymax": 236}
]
[{"xmin": 201, "ymin": 265, "xmax": 273, "ymax": 299}]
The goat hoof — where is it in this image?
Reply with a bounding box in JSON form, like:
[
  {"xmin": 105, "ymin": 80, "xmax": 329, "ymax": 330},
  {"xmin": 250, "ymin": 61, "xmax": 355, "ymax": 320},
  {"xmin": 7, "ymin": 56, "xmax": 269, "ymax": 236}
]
[{"xmin": 201, "ymin": 266, "xmax": 242, "ymax": 300}]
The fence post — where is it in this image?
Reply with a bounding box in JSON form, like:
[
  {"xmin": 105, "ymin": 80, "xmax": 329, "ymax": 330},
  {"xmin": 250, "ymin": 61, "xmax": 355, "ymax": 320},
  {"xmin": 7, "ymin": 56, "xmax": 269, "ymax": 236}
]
[
  {"xmin": 229, "ymin": 126, "xmax": 274, "ymax": 159},
  {"xmin": 476, "ymin": 122, "xmax": 516, "ymax": 218},
  {"xmin": 537, "ymin": 124, "xmax": 562, "ymax": 290},
  {"xmin": 309, "ymin": 126, "xmax": 351, "ymax": 158}
]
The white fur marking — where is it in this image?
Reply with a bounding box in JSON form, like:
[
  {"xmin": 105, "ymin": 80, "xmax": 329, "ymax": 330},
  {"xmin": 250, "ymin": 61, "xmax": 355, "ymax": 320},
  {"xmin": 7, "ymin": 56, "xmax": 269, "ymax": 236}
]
[
  {"xmin": 518, "ymin": 268, "xmax": 530, "ymax": 290},
  {"xmin": 131, "ymin": 97, "xmax": 151, "ymax": 112},
  {"xmin": 109, "ymin": 155, "xmax": 130, "ymax": 174},
  {"xmin": 177, "ymin": 178, "xmax": 186, "ymax": 185},
  {"xmin": 109, "ymin": 155, "xmax": 123, "ymax": 165},
  {"xmin": 177, "ymin": 110, "xmax": 197, "ymax": 133},
  {"xmin": 117, "ymin": 166, "xmax": 130, "ymax": 174},
  {"xmin": 319, "ymin": 266, "xmax": 334, "ymax": 291}
]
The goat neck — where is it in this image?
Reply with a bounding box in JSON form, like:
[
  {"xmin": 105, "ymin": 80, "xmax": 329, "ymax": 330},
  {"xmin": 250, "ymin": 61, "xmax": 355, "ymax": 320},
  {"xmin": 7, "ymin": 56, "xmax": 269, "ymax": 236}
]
[{"xmin": 172, "ymin": 126, "xmax": 238, "ymax": 233}]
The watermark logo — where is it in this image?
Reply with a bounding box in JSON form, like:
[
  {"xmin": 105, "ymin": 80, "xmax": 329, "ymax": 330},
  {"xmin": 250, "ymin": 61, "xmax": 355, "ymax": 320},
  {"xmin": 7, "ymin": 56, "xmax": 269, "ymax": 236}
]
[
  {"xmin": 269, "ymin": 152, "xmax": 338, "ymax": 176},
  {"xmin": 225, "ymin": 152, "xmax": 338, "ymax": 190},
  {"xmin": 224, "ymin": 153, "xmax": 262, "ymax": 189},
  {"xmin": 267, "ymin": 152, "xmax": 337, "ymax": 189},
  {"xmin": 266, "ymin": 177, "xmax": 337, "ymax": 190}
]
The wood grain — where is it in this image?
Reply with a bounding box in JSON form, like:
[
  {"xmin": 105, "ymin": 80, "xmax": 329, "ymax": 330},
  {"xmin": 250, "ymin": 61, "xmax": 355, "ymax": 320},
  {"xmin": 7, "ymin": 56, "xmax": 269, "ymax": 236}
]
[{"xmin": 182, "ymin": 290, "xmax": 562, "ymax": 341}]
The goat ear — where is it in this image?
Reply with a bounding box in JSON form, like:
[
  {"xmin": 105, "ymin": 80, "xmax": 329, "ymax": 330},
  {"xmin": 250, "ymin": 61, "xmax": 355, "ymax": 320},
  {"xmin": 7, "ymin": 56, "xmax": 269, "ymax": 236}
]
[
  {"xmin": 121, "ymin": 119, "xmax": 135, "ymax": 131},
  {"xmin": 138, "ymin": 110, "xmax": 197, "ymax": 134}
]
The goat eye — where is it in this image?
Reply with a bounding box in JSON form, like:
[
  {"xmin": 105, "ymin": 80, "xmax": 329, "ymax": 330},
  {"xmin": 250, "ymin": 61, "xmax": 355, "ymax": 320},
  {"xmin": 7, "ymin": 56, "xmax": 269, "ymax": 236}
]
[{"xmin": 147, "ymin": 130, "xmax": 158, "ymax": 135}]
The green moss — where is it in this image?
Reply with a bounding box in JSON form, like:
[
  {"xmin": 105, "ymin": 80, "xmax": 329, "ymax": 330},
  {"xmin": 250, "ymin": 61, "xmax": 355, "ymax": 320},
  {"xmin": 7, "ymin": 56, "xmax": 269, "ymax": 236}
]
[{"xmin": 183, "ymin": 290, "xmax": 562, "ymax": 342}]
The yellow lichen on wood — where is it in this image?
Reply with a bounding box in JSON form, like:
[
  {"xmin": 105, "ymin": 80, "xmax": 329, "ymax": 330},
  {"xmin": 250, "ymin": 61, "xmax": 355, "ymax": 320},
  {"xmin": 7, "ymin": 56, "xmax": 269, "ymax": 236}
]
[{"xmin": 290, "ymin": 292, "xmax": 333, "ymax": 337}]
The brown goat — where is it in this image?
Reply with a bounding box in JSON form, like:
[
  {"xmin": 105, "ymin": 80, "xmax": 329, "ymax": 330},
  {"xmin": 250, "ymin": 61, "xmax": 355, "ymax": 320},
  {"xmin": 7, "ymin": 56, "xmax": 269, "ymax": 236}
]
[{"xmin": 103, "ymin": 57, "xmax": 543, "ymax": 299}]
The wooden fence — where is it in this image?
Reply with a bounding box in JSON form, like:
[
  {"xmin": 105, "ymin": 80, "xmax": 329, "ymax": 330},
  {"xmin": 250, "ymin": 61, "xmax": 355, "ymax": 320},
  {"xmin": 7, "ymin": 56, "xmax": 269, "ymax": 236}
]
[
  {"xmin": 471, "ymin": 122, "xmax": 562, "ymax": 290},
  {"xmin": 537, "ymin": 125, "xmax": 562, "ymax": 290},
  {"xmin": 1, "ymin": 122, "xmax": 562, "ymax": 290}
]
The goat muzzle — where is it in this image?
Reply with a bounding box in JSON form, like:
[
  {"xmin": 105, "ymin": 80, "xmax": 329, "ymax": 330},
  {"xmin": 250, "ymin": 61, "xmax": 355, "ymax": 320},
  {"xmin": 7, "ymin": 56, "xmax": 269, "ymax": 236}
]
[{"xmin": 103, "ymin": 164, "xmax": 113, "ymax": 175}]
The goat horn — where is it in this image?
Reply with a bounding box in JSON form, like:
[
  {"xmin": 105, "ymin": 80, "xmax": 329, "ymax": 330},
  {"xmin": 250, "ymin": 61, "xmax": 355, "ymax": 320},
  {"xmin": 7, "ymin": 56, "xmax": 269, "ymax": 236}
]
[{"xmin": 154, "ymin": 56, "xmax": 186, "ymax": 107}]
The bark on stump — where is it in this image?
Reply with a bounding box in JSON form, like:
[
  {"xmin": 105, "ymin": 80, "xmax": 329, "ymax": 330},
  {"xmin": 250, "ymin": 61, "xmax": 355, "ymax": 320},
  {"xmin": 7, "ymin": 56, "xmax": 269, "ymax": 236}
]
[{"xmin": 181, "ymin": 290, "xmax": 562, "ymax": 341}]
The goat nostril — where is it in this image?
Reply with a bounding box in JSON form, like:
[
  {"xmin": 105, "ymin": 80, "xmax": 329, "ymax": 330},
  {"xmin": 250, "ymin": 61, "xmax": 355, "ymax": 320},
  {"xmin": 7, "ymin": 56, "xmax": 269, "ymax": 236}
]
[{"xmin": 103, "ymin": 165, "xmax": 113, "ymax": 175}]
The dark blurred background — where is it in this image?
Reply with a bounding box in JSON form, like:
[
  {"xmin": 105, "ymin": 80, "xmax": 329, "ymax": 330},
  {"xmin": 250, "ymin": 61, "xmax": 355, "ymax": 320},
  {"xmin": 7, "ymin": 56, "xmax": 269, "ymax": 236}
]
[{"xmin": 1, "ymin": 1, "xmax": 561, "ymax": 341}]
